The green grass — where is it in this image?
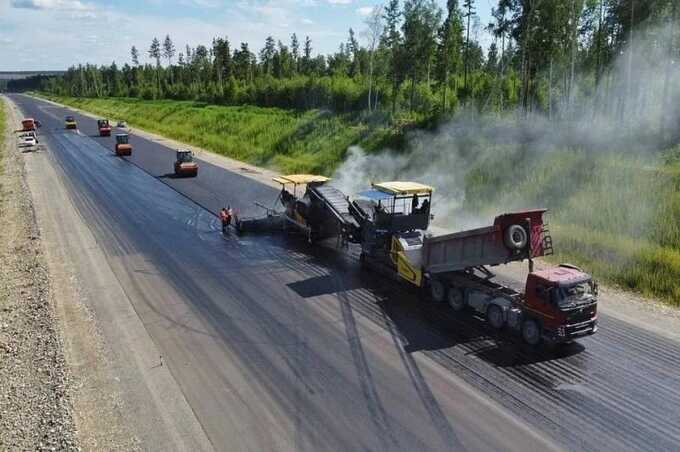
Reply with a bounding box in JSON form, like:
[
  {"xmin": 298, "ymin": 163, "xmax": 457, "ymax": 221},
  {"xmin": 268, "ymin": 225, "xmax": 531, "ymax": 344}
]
[
  {"xmin": 38, "ymin": 93, "xmax": 680, "ymax": 305},
  {"xmin": 36, "ymin": 94, "xmax": 398, "ymax": 175},
  {"xmin": 465, "ymin": 148, "xmax": 680, "ymax": 305}
]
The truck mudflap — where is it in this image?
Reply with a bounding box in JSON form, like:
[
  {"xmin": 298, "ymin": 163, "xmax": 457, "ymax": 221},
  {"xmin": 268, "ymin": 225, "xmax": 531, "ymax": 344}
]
[{"xmin": 543, "ymin": 319, "xmax": 598, "ymax": 344}]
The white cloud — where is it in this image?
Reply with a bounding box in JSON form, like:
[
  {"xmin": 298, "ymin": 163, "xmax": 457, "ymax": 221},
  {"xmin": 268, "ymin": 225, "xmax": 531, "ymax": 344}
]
[
  {"xmin": 0, "ymin": 0, "xmax": 375, "ymax": 70},
  {"xmin": 356, "ymin": 6, "xmax": 373, "ymax": 16},
  {"xmin": 178, "ymin": 0, "xmax": 221, "ymax": 7},
  {"xmin": 11, "ymin": 0, "xmax": 94, "ymax": 11},
  {"xmin": 327, "ymin": 0, "xmax": 351, "ymax": 4}
]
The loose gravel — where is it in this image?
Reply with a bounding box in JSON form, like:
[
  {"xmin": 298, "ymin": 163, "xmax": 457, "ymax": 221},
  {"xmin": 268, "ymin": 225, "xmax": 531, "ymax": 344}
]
[{"xmin": 0, "ymin": 100, "xmax": 79, "ymax": 451}]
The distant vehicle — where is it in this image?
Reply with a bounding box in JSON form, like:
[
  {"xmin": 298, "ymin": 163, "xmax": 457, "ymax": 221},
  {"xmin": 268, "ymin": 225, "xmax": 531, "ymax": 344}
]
[
  {"xmin": 174, "ymin": 149, "xmax": 198, "ymax": 177},
  {"xmin": 114, "ymin": 134, "xmax": 132, "ymax": 156},
  {"xmin": 21, "ymin": 118, "xmax": 36, "ymax": 131},
  {"xmin": 116, "ymin": 120, "xmax": 127, "ymax": 128},
  {"xmin": 97, "ymin": 119, "xmax": 112, "ymax": 136},
  {"xmin": 65, "ymin": 115, "xmax": 77, "ymax": 130}
]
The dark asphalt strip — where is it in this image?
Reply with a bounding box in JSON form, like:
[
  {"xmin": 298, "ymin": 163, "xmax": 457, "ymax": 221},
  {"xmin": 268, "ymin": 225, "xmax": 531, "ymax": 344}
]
[{"xmin": 38, "ymin": 122, "xmax": 438, "ymax": 450}]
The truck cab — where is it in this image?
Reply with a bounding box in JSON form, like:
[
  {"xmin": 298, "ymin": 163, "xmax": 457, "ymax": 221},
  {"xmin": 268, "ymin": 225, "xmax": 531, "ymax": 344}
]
[
  {"xmin": 523, "ymin": 264, "xmax": 598, "ymax": 344},
  {"xmin": 21, "ymin": 118, "xmax": 36, "ymax": 131}
]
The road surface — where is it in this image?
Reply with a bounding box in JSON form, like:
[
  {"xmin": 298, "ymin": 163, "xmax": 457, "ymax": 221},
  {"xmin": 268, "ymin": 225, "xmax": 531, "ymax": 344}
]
[{"xmin": 10, "ymin": 93, "xmax": 680, "ymax": 452}]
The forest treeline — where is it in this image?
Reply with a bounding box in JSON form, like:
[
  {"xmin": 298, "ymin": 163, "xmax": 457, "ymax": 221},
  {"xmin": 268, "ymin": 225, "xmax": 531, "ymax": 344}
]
[{"xmin": 28, "ymin": 0, "xmax": 680, "ymax": 126}]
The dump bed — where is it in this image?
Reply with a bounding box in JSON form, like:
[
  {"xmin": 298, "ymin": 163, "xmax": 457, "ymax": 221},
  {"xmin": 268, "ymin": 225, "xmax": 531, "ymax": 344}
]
[{"xmin": 422, "ymin": 209, "xmax": 549, "ymax": 274}]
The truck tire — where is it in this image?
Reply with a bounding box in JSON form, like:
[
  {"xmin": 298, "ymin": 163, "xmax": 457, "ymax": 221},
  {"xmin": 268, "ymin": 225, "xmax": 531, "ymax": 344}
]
[
  {"xmin": 447, "ymin": 287, "xmax": 465, "ymax": 311},
  {"xmin": 521, "ymin": 319, "xmax": 542, "ymax": 346},
  {"xmin": 504, "ymin": 224, "xmax": 528, "ymax": 250},
  {"xmin": 486, "ymin": 304, "xmax": 504, "ymax": 329},
  {"xmin": 430, "ymin": 279, "xmax": 446, "ymax": 303}
]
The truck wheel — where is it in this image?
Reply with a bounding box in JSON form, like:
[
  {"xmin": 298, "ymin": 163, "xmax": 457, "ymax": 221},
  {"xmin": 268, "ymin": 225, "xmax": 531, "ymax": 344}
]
[
  {"xmin": 430, "ymin": 279, "xmax": 446, "ymax": 303},
  {"xmin": 504, "ymin": 224, "xmax": 528, "ymax": 250},
  {"xmin": 447, "ymin": 287, "xmax": 465, "ymax": 311},
  {"xmin": 521, "ymin": 319, "xmax": 542, "ymax": 346},
  {"xmin": 486, "ymin": 304, "xmax": 504, "ymax": 329}
]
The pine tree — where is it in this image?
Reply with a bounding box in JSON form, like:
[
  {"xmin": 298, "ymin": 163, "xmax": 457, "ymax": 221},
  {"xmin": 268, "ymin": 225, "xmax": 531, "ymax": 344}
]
[
  {"xmin": 148, "ymin": 37, "xmax": 162, "ymax": 96},
  {"xmin": 437, "ymin": 0, "xmax": 464, "ymax": 111},
  {"xmin": 382, "ymin": 0, "xmax": 404, "ymax": 113},
  {"xmin": 260, "ymin": 36, "xmax": 276, "ymax": 75},
  {"xmin": 290, "ymin": 33, "xmax": 300, "ymax": 74},
  {"xmin": 302, "ymin": 36, "xmax": 313, "ymax": 75},
  {"xmin": 149, "ymin": 37, "xmax": 161, "ymax": 66},
  {"xmin": 364, "ymin": 6, "xmax": 384, "ymax": 111},
  {"xmin": 462, "ymin": 0, "xmax": 476, "ymax": 104},
  {"xmin": 163, "ymin": 35, "xmax": 176, "ymax": 65},
  {"xmin": 130, "ymin": 46, "xmax": 140, "ymax": 66}
]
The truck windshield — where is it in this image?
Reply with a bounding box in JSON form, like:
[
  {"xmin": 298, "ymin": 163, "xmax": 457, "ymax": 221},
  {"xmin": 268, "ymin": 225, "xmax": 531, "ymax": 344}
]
[{"xmin": 553, "ymin": 281, "xmax": 594, "ymax": 308}]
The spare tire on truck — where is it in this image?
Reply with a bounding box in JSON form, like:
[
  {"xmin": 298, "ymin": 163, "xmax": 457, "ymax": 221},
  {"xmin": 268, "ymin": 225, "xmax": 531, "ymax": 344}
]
[{"xmin": 504, "ymin": 224, "xmax": 528, "ymax": 250}]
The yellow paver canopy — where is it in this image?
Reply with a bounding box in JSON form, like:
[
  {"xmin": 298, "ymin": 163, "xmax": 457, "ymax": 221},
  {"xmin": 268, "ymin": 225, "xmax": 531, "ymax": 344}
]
[
  {"xmin": 372, "ymin": 181, "xmax": 434, "ymax": 195},
  {"xmin": 273, "ymin": 174, "xmax": 331, "ymax": 185}
]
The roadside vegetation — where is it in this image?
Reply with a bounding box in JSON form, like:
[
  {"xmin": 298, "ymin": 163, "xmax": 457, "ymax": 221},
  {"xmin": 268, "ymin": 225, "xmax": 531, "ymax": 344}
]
[{"xmin": 463, "ymin": 147, "xmax": 680, "ymax": 304}]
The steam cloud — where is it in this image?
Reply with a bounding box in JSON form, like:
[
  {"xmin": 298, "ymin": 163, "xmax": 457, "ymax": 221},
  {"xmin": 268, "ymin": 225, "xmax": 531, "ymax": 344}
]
[{"xmin": 332, "ymin": 24, "xmax": 679, "ymax": 240}]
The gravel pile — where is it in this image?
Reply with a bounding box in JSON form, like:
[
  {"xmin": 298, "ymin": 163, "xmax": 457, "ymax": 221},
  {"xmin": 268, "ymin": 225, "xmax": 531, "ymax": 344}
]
[{"xmin": 0, "ymin": 111, "xmax": 79, "ymax": 450}]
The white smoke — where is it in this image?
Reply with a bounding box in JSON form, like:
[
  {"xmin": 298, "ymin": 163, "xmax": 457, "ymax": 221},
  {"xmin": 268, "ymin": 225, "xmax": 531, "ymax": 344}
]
[{"xmin": 331, "ymin": 23, "xmax": 679, "ymax": 238}]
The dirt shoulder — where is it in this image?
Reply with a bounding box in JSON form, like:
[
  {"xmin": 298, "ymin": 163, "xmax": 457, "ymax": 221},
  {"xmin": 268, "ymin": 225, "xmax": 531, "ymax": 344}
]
[{"xmin": 0, "ymin": 101, "xmax": 78, "ymax": 449}]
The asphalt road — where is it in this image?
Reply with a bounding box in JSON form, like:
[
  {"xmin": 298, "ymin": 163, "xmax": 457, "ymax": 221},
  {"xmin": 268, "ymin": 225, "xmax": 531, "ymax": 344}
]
[{"xmin": 11, "ymin": 94, "xmax": 680, "ymax": 452}]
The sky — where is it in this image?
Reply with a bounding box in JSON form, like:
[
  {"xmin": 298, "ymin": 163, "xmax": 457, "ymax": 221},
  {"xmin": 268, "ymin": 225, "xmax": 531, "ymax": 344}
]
[{"xmin": 0, "ymin": 0, "xmax": 495, "ymax": 71}]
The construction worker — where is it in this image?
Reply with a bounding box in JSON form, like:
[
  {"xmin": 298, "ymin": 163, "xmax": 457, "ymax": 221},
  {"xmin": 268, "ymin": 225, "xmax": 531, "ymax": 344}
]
[
  {"xmin": 219, "ymin": 206, "xmax": 232, "ymax": 233},
  {"xmin": 411, "ymin": 194, "xmax": 419, "ymax": 213}
]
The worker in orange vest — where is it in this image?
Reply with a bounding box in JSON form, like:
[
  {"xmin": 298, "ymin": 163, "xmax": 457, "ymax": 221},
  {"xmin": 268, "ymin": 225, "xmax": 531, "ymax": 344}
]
[{"xmin": 219, "ymin": 206, "xmax": 232, "ymax": 233}]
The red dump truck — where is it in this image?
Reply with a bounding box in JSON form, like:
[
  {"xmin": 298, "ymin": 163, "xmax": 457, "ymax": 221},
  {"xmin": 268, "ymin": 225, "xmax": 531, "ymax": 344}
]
[
  {"xmin": 351, "ymin": 182, "xmax": 598, "ymax": 346},
  {"xmin": 21, "ymin": 118, "xmax": 37, "ymax": 131},
  {"xmin": 237, "ymin": 177, "xmax": 598, "ymax": 346}
]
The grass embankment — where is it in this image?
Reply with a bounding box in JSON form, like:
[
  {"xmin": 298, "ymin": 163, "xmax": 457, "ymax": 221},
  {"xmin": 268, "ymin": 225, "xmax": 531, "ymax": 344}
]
[
  {"xmin": 37, "ymin": 94, "xmax": 401, "ymax": 175},
  {"xmin": 465, "ymin": 148, "xmax": 680, "ymax": 305},
  {"xmin": 37, "ymin": 94, "xmax": 680, "ymax": 305}
]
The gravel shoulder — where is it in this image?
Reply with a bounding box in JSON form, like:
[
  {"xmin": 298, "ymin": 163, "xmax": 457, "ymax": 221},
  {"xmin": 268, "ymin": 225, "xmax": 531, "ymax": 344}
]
[{"xmin": 0, "ymin": 100, "xmax": 77, "ymax": 449}]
